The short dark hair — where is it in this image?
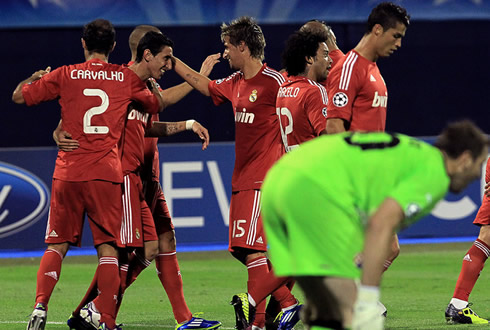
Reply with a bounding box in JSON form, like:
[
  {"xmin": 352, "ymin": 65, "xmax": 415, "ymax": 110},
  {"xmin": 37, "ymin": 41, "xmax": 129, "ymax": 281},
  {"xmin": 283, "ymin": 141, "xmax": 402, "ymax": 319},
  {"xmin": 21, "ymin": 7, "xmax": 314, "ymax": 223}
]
[
  {"xmin": 221, "ymin": 16, "xmax": 266, "ymax": 60},
  {"xmin": 434, "ymin": 120, "xmax": 489, "ymax": 160},
  {"xmin": 282, "ymin": 31, "xmax": 324, "ymax": 76},
  {"xmin": 135, "ymin": 31, "xmax": 174, "ymax": 63},
  {"xmin": 366, "ymin": 2, "xmax": 410, "ymax": 34},
  {"xmin": 82, "ymin": 19, "xmax": 115, "ymax": 56}
]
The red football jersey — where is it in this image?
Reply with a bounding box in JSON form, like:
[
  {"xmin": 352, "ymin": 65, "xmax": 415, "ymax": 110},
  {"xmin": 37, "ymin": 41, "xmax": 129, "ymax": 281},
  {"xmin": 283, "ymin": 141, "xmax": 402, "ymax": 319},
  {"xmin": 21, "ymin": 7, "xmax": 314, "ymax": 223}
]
[
  {"xmin": 22, "ymin": 58, "xmax": 160, "ymax": 182},
  {"xmin": 141, "ymin": 113, "xmax": 160, "ymax": 182},
  {"xmin": 120, "ymin": 103, "xmax": 153, "ymax": 175},
  {"xmin": 328, "ymin": 49, "xmax": 345, "ymax": 70},
  {"xmin": 326, "ymin": 50, "xmax": 388, "ymax": 132},
  {"xmin": 208, "ymin": 64, "xmax": 285, "ymax": 191},
  {"xmin": 276, "ymin": 76, "xmax": 328, "ymax": 151}
]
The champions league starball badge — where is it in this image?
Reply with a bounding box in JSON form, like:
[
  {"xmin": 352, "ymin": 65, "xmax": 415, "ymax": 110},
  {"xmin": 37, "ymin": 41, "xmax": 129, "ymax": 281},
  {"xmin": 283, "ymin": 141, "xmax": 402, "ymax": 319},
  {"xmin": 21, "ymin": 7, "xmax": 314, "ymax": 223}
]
[
  {"xmin": 249, "ymin": 89, "xmax": 258, "ymax": 102},
  {"xmin": 333, "ymin": 92, "xmax": 348, "ymax": 107}
]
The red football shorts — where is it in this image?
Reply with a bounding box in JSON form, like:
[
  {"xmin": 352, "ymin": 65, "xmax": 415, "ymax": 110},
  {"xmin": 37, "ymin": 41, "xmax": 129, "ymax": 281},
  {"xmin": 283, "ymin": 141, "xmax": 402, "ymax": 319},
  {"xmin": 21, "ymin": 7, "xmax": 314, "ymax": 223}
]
[
  {"xmin": 474, "ymin": 158, "xmax": 490, "ymax": 226},
  {"xmin": 228, "ymin": 189, "xmax": 267, "ymax": 253},
  {"xmin": 121, "ymin": 173, "xmax": 158, "ymax": 247},
  {"xmin": 45, "ymin": 179, "xmax": 122, "ymax": 247},
  {"xmin": 143, "ymin": 179, "xmax": 173, "ymax": 235}
]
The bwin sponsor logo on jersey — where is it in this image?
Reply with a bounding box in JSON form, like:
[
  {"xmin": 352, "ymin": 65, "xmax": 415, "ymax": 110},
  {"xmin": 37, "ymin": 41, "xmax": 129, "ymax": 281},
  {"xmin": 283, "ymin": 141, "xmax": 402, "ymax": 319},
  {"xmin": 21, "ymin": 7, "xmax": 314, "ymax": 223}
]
[
  {"xmin": 235, "ymin": 108, "xmax": 255, "ymax": 124},
  {"xmin": 128, "ymin": 109, "xmax": 149, "ymax": 123},
  {"xmin": 371, "ymin": 91, "xmax": 388, "ymax": 107},
  {"xmin": 0, "ymin": 162, "xmax": 50, "ymax": 238}
]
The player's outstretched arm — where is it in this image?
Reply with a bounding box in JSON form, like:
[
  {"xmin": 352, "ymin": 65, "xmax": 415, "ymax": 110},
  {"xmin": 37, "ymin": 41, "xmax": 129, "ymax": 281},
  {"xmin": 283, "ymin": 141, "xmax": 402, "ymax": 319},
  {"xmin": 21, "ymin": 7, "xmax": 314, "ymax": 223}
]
[
  {"xmin": 52, "ymin": 119, "xmax": 79, "ymax": 152},
  {"xmin": 352, "ymin": 198, "xmax": 403, "ymax": 330},
  {"xmin": 172, "ymin": 56, "xmax": 212, "ymax": 97},
  {"xmin": 12, "ymin": 66, "xmax": 51, "ymax": 104},
  {"xmin": 361, "ymin": 197, "xmax": 403, "ymax": 287},
  {"xmin": 146, "ymin": 120, "xmax": 210, "ymax": 150},
  {"xmin": 161, "ymin": 53, "xmax": 220, "ymax": 108}
]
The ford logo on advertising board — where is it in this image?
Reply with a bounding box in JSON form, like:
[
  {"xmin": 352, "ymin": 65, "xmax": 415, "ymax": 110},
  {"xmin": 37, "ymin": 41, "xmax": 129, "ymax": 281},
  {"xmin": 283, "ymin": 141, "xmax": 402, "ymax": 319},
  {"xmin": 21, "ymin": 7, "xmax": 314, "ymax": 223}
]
[{"xmin": 0, "ymin": 162, "xmax": 50, "ymax": 238}]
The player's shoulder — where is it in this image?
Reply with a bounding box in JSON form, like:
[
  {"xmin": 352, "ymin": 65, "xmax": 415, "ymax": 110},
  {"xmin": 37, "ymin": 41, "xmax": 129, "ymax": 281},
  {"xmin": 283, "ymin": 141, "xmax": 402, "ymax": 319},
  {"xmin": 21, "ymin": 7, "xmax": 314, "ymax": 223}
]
[
  {"xmin": 214, "ymin": 70, "xmax": 242, "ymax": 85},
  {"xmin": 261, "ymin": 65, "xmax": 286, "ymax": 86}
]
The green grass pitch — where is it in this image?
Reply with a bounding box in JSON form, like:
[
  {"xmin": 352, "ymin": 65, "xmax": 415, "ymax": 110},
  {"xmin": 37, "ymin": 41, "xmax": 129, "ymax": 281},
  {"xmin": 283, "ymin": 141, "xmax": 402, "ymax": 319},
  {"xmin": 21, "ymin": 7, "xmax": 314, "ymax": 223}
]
[{"xmin": 1, "ymin": 242, "xmax": 490, "ymax": 329}]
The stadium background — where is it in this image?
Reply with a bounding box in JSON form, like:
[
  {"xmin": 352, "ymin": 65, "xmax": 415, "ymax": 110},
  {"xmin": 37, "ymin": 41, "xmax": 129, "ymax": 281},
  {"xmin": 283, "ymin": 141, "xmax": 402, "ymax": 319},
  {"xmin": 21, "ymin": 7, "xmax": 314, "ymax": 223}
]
[{"xmin": 1, "ymin": 0, "xmax": 490, "ymax": 253}]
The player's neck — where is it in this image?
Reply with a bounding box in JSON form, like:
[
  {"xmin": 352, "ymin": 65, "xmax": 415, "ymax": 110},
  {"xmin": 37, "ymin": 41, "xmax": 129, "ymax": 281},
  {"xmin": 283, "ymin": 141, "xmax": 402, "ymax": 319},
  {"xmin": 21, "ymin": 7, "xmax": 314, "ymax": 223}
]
[
  {"xmin": 241, "ymin": 58, "xmax": 263, "ymax": 79},
  {"xmin": 85, "ymin": 53, "xmax": 109, "ymax": 62},
  {"xmin": 128, "ymin": 61, "xmax": 149, "ymax": 81},
  {"xmin": 354, "ymin": 35, "xmax": 379, "ymax": 62}
]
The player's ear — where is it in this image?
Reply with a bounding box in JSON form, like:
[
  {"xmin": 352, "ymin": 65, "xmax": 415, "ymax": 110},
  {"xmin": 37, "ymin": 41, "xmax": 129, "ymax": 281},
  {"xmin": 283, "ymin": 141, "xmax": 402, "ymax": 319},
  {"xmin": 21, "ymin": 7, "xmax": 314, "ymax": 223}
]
[
  {"xmin": 373, "ymin": 24, "xmax": 383, "ymax": 36},
  {"xmin": 456, "ymin": 150, "xmax": 473, "ymax": 172},
  {"xmin": 238, "ymin": 41, "xmax": 246, "ymax": 52},
  {"xmin": 81, "ymin": 38, "xmax": 86, "ymax": 50},
  {"xmin": 305, "ymin": 56, "xmax": 313, "ymax": 65},
  {"xmin": 144, "ymin": 49, "xmax": 152, "ymax": 62}
]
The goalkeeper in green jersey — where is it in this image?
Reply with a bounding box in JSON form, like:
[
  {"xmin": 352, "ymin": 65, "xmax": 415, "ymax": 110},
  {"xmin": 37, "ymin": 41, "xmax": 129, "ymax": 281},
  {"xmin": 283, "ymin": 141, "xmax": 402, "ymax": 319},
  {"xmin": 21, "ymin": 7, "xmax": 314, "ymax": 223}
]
[{"xmin": 261, "ymin": 120, "xmax": 488, "ymax": 330}]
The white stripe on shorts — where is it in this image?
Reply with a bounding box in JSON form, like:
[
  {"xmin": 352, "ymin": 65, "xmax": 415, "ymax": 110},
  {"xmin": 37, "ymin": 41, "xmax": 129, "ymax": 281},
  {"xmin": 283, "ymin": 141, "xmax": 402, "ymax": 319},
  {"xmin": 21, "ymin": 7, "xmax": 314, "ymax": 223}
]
[{"xmin": 246, "ymin": 190, "xmax": 261, "ymax": 246}]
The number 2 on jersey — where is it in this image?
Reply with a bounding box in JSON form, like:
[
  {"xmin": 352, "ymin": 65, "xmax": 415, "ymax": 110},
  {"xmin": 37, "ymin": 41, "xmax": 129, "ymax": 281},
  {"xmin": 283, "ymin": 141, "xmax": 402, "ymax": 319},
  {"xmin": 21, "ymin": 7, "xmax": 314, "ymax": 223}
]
[
  {"xmin": 83, "ymin": 89, "xmax": 109, "ymax": 134},
  {"xmin": 276, "ymin": 107, "xmax": 293, "ymax": 152}
]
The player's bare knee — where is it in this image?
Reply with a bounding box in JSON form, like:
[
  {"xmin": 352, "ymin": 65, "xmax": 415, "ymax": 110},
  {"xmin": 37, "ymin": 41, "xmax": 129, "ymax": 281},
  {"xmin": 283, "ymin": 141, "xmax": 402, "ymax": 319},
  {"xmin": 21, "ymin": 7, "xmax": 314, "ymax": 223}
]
[
  {"xmin": 96, "ymin": 242, "xmax": 118, "ymax": 258},
  {"xmin": 158, "ymin": 230, "xmax": 176, "ymax": 252},
  {"xmin": 47, "ymin": 242, "xmax": 69, "ymax": 258},
  {"xmin": 478, "ymin": 225, "xmax": 490, "ymax": 245},
  {"xmin": 231, "ymin": 247, "xmax": 265, "ymax": 265},
  {"xmin": 144, "ymin": 240, "xmax": 159, "ymax": 261}
]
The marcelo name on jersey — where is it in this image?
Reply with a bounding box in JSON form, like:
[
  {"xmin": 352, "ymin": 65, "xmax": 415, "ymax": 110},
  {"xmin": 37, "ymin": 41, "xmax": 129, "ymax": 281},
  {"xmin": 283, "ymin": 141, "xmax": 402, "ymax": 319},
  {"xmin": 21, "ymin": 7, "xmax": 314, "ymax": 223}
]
[
  {"xmin": 372, "ymin": 91, "xmax": 388, "ymax": 107},
  {"xmin": 235, "ymin": 108, "xmax": 255, "ymax": 124},
  {"xmin": 278, "ymin": 86, "xmax": 300, "ymax": 98}
]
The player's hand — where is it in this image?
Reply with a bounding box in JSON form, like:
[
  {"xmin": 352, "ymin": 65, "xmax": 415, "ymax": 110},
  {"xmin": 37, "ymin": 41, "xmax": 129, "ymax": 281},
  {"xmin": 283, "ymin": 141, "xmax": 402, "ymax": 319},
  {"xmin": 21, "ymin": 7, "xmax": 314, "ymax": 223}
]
[
  {"xmin": 199, "ymin": 53, "xmax": 221, "ymax": 77},
  {"xmin": 352, "ymin": 286, "xmax": 384, "ymax": 330},
  {"xmin": 56, "ymin": 130, "xmax": 79, "ymax": 152},
  {"xmin": 191, "ymin": 121, "xmax": 210, "ymax": 150},
  {"xmin": 31, "ymin": 66, "xmax": 51, "ymax": 81},
  {"xmin": 352, "ymin": 301, "xmax": 384, "ymax": 330}
]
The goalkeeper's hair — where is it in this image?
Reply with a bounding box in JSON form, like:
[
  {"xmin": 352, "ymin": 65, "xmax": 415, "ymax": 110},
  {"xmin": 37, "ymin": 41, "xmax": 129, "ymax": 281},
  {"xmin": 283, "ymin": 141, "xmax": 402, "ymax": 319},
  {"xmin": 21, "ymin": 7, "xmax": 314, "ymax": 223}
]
[{"xmin": 434, "ymin": 120, "xmax": 489, "ymax": 160}]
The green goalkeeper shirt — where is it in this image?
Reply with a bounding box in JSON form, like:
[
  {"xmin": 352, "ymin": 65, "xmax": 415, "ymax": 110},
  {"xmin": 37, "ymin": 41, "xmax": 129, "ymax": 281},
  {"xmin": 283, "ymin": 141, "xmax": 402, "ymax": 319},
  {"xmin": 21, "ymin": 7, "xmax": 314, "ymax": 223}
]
[{"xmin": 270, "ymin": 132, "xmax": 450, "ymax": 229}]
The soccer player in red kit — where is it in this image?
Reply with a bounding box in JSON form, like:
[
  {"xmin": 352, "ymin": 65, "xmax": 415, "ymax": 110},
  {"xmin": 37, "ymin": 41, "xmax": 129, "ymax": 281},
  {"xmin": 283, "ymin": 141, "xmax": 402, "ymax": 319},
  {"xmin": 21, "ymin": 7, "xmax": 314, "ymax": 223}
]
[
  {"xmin": 324, "ymin": 1, "xmax": 410, "ymax": 317},
  {"xmin": 59, "ymin": 28, "xmax": 221, "ymax": 329},
  {"xmin": 277, "ymin": 31, "xmax": 332, "ymax": 152},
  {"xmin": 171, "ymin": 16, "xmax": 301, "ymax": 330},
  {"xmin": 326, "ymin": 2, "xmax": 409, "ymax": 133},
  {"xmin": 12, "ymin": 19, "xmax": 164, "ymax": 330},
  {"xmin": 445, "ymin": 156, "xmax": 490, "ymax": 324}
]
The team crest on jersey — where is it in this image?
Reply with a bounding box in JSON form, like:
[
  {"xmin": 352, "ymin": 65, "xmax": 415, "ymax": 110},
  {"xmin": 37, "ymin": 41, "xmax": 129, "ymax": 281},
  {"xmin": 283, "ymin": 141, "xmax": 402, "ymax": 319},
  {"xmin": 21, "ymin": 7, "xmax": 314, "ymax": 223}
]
[
  {"xmin": 333, "ymin": 92, "xmax": 348, "ymax": 107},
  {"xmin": 322, "ymin": 107, "xmax": 328, "ymax": 118},
  {"xmin": 249, "ymin": 89, "xmax": 258, "ymax": 103},
  {"xmin": 135, "ymin": 228, "xmax": 140, "ymax": 240}
]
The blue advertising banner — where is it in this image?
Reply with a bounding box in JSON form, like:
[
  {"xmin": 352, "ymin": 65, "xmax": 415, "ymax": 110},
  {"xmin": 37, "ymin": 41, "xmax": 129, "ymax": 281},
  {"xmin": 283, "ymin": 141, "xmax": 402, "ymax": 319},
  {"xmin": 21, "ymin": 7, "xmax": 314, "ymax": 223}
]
[
  {"xmin": 0, "ymin": 139, "xmax": 485, "ymax": 253},
  {"xmin": 1, "ymin": 0, "xmax": 490, "ymax": 29}
]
